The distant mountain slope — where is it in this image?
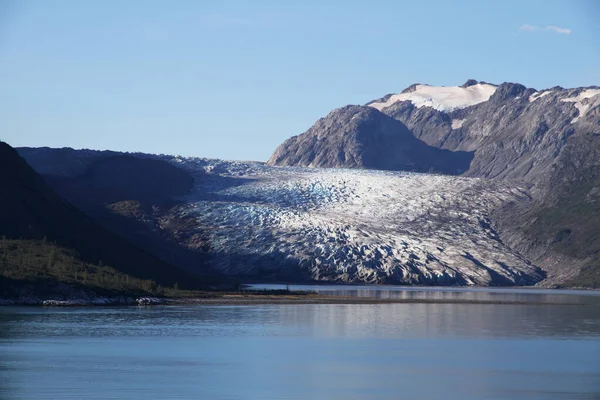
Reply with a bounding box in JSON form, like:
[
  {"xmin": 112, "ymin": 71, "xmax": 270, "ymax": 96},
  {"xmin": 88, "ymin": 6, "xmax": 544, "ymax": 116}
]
[
  {"xmin": 47, "ymin": 154, "xmax": 194, "ymax": 205},
  {"xmin": 0, "ymin": 141, "xmax": 200, "ymax": 289},
  {"xmin": 267, "ymin": 105, "xmax": 473, "ymax": 174},
  {"xmin": 17, "ymin": 146, "xmax": 121, "ymax": 176},
  {"xmin": 17, "ymin": 148, "xmax": 217, "ymax": 278}
]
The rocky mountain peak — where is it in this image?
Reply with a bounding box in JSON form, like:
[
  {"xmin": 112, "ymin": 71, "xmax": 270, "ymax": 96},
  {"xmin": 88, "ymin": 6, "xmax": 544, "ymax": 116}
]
[
  {"xmin": 267, "ymin": 104, "xmax": 473, "ymax": 174},
  {"xmin": 488, "ymin": 82, "xmax": 530, "ymax": 102},
  {"xmin": 461, "ymin": 79, "xmax": 480, "ymax": 87},
  {"xmin": 401, "ymin": 83, "xmax": 421, "ymax": 93},
  {"xmin": 270, "ymin": 79, "xmax": 600, "ymax": 183}
]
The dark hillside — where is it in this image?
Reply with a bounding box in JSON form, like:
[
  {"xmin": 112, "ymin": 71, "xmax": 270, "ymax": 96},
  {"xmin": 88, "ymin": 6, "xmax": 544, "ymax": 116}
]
[{"xmin": 0, "ymin": 141, "xmax": 201, "ymax": 289}]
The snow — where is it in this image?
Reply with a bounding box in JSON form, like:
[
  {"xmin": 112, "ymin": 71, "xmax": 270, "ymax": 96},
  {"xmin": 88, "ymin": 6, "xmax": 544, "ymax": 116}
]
[
  {"xmin": 569, "ymin": 103, "xmax": 590, "ymax": 124},
  {"xmin": 155, "ymin": 156, "xmax": 542, "ymax": 285},
  {"xmin": 561, "ymin": 89, "xmax": 600, "ymax": 103},
  {"xmin": 451, "ymin": 119, "xmax": 466, "ymax": 129},
  {"xmin": 528, "ymin": 91, "xmax": 553, "ymax": 102},
  {"xmin": 560, "ymin": 89, "xmax": 600, "ymax": 123},
  {"xmin": 368, "ymin": 84, "xmax": 497, "ymax": 113}
]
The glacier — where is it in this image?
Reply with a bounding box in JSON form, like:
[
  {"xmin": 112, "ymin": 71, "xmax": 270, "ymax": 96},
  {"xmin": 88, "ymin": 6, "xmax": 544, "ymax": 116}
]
[{"xmin": 159, "ymin": 156, "xmax": 543, "ymax": 286}]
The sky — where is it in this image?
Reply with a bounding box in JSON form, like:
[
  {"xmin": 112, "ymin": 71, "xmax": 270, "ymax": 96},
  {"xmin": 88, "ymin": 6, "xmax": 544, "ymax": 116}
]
[{"xmin": 0, "ymin": 0, "xmax": 598, "ymax": 161}]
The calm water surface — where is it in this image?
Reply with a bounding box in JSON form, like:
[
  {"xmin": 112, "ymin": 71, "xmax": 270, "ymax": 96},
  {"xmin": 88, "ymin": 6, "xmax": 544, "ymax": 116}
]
[
  {"xmin": 1, "ymin": 286, "xmax": 599, "ymax": 400},
  {"xmin": 250, "ymin": 283, "xmax": 600, "ymax": 304}
]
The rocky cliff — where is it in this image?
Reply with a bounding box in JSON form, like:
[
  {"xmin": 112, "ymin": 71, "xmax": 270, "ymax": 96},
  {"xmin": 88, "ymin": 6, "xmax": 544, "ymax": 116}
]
[{"xmin": 267, "ymin": 105, "xmax": 473, "ymax": 175}]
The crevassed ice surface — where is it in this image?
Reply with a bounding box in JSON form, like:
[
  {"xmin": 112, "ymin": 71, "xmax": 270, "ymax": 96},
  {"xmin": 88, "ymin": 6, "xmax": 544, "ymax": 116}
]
[{"xmin": 163, "ymin": 156, "xmax": 542, "ymax": 285}]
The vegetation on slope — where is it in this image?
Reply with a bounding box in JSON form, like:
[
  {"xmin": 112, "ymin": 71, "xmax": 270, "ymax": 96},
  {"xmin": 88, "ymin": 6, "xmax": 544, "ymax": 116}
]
[
  {"xmin": 21, "ymin": 149, "xmax": 216, "ymax": 282},
  {"xmin": 0, "ymin": 238, "xmax": 166, "ymax": 298},
  {"xmin": 0, "ymin": 141, "xmax": 204, "ymax": 297}
]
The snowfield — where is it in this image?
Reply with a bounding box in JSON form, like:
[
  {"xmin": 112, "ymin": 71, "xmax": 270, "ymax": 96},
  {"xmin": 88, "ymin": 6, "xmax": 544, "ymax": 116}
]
[
  {"xmin": 560, "ymin": 88, "xmax": 600, "ymax": 124},
  {"xmin": 528, "ymin": 90, "xmax": 553, "ymax": 102},
  {"xmin": 161, "ymin": 157, "xmax": 543, "ymax": 286},
  {"xmin": 368, "ymin": 83, "xmax": 497, "ymax": 112},
  {"xmin": 451, "ymin": 119, "xmax": 466, "ymax": 129}
]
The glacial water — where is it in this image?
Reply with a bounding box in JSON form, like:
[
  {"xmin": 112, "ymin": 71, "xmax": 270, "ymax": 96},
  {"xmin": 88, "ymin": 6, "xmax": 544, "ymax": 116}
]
[{"xmin": 1, "ymin": 286, "xmax": 599, "ymax": 399}]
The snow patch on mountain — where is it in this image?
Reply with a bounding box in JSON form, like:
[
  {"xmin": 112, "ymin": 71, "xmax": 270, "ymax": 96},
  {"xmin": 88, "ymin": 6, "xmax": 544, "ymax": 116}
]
[
  {"xmin": 451, "ymin": 119, "xmax": 466, "ymax": 129},
  {"xmin": 561, "ymin": 89, "xmax": 600, "ymax": 123},
  {"xmin": 528, "ymin": 90, "xmax": 553, "ymax": 102},
  {"xmin": 561, "ymin": 89, "xmax": 600, "ymax": 103},
  {"xmin": 368, "ymin": 83, "xmax": 497, "ymax": 113}
]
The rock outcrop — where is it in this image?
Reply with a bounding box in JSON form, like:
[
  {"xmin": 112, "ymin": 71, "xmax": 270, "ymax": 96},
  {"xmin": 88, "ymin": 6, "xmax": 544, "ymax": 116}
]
[{"xmin": 267, "ymin": 105, "xmax": 473, "ymax": 175}]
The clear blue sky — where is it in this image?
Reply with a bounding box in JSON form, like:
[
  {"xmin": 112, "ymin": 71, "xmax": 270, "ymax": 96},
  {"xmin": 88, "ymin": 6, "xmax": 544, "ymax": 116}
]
[{"xmin": 1, "ymin": 0, "xmax": 598, "ymax": 161}]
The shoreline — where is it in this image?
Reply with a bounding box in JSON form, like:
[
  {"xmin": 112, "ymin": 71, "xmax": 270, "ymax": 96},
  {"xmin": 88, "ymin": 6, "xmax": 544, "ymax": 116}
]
[{"xmin": 0, "ymin": 293, "xmax": 595, "ymax": 307}]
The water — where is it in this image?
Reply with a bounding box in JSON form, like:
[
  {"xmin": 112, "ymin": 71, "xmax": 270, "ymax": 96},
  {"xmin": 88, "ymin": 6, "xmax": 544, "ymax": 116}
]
[
  {"xmin": 1, "ymin": 287, "xmax": 599, "ymax": 400},
  {"xmin": 249, "ymin": 283, "xmax": 600, "ymax": 304}
]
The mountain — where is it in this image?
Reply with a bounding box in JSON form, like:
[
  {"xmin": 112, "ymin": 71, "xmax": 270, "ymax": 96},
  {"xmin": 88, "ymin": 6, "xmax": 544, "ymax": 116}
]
[
  {"xmin": 367, "ymin": 80, "xmax": 599, "ymax": 180},
  {"xmin": 14, "ymin": 80, "xmax": 600, "ymax": 288},
  {"xmin": 267, "ymin": 79, "xmax": 600, "ymax": 287},
  {"xmin": 43, "ymin": 154, "xmax": 195, "ymax": 210},
  {"xmin": 270, "ymin": 80, "xmax": 599, "ymax": 180},
  {"xmin": 16, "ymin": 148, "xmax": 216, "ymax": 275},
  {"xmin": 0, "ymin": 141, "xmax": 203, "ymax": 294},
  {"xmin": 267, "ymin": 105, "xmax": 473, "ymax": 175}
]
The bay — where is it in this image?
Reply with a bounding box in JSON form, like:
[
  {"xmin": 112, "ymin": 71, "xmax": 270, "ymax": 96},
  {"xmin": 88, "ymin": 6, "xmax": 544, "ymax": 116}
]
[{"xmin": 1, "ymin": 286, "xmax": 599, "ymax": 399}]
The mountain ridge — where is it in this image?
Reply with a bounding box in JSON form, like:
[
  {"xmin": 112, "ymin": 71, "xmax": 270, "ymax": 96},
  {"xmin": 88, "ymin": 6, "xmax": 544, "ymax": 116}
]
[
  {"xmin": 270, "ymin": 79, "xmax": 599, "ymax": 180},
  {"xmin": 267, "ymin": 105, "xmax": 473, "ymax": 174}
]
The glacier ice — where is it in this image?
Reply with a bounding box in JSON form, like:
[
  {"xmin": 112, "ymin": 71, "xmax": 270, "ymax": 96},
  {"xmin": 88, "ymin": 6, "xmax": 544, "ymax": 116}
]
[{"xmin": 160, "ymin": 156, "xmax": 543, "ymax": 286}]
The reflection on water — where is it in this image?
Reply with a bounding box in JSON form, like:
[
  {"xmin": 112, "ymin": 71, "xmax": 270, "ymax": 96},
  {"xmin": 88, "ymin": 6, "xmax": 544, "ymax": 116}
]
[
  {"xmin": 250, "ymin": 283, "xmax": 600, "ymax": 304},
  {"xmin": 1, "ymin": 292, "xmax": 600, "ymax": 399}
]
